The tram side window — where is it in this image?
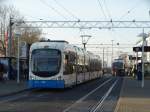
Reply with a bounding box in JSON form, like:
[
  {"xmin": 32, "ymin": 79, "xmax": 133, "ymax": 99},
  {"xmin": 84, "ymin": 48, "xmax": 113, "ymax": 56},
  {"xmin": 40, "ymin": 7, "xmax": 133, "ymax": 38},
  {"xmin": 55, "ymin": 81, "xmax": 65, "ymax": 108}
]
[{"xmin": 63, "ymin": 54, "xmax": 74, "ymax": 75}]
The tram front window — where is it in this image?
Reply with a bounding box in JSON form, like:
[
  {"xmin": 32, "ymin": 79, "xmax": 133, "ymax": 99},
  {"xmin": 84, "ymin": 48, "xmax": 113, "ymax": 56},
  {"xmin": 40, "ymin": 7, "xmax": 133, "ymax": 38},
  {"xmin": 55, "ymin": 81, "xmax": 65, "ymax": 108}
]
[
  {"xmin": 31, "ymin": 49, "xmax": 61, "ymax": 77},
  {"xmin": 113, "ymin": 62, "xmax": 124, "ymax": 69}
]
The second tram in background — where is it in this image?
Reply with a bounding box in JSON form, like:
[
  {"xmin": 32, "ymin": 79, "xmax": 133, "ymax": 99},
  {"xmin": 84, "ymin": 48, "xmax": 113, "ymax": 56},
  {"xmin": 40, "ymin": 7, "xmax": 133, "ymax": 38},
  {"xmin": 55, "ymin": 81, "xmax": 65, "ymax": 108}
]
[
  {"xmin": 28, "ymin": 40, "xmax": 102, "ymax": 88},
  {"xmin": 112, "ymin": 59, "xmax": 125, "ymax": 76}
]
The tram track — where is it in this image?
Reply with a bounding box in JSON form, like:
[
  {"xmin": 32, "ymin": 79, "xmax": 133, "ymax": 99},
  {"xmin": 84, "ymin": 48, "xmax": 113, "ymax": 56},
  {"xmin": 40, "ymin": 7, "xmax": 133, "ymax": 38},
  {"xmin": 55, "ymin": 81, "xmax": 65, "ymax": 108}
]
[
  {"xmin": 63, "ymin": 78, "xmax": 120, "ymax": 112},
  {"xmin": 90, "ymin": 80, "xmax": 118, "ymax": 112},
  {"xmin": 0, "ymin": 76, "xmax": 122, "ymax": 112}
]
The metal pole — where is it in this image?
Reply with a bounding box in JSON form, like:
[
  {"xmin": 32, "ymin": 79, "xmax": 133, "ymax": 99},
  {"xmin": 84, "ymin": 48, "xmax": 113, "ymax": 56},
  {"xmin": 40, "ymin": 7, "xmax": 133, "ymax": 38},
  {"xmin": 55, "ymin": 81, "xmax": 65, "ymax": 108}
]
[
  {"xmin": 8, "ymin": 17, "xmax": 13, "ymax": 57},
  {"xmin": 8, "ymin": 17, "xmax": 13, "ymax": 80},
  {"xmin": 141, "ymin": 29, "xmax": 145, "ymax": 88},
  {"xmin": 17, "ymin": 36, "xmax": 20, "ymax": 83},
  {"xmin": 107, "ymin": 47, "xmax": 109, "ymax": 68},
  {"xmin": 136, "ymin": 52, "xmax": 138, "ymax": 70},
  {"xmin": 103, "ymin": 47, "xmax": 105, "ymax": 68},
  {"xmin": 111, "ymin": 40, "xmax": 114, "ymax": 65},
  {"xmin": 117, "ymin": 43, "xmax": 119, "ymax": 57},
  {"xmin": 134, "ymin": 52, "xmax": 138, "ymax": 78},
  {"xmin": 103, "ymin": 47, "xmax": 105, "ymax": 74},
  {"xmin": 83, "ymin": 43, "xmax": 86, "ymax": 50}
]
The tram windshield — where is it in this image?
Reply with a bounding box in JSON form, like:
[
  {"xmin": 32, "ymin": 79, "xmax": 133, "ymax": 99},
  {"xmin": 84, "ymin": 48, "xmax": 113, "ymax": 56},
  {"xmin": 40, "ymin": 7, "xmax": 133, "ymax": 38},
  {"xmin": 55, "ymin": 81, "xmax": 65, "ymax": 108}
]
[
  {"xmin": 31, "ymin": 49, "xmax": 61, "ymax": 77},
  {"xmin": 112, "ymin": 62, "xmax": 124, "ymax": 69}
]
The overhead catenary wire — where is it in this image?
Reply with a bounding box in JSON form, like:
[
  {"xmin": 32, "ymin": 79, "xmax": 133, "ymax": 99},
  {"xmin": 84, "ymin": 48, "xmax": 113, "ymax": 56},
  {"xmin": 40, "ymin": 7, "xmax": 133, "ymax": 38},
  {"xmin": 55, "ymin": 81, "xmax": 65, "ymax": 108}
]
[
  {"xmin": 53, "ymin": 0, "xmax": 80, "ymax": 21},
  {"xmin": 96, "ymin": 0, "xmax": 116, "ymax": 42},
  {"xmin": 118, "ymin": 0, "xmax": 142, "ymax": 21},
  {"xmin": 103, "ymin": 0, "xmax": 111, "ymax": 20},
  {"xmin": 96, "ymin": 0, "xmax": 122, "ymax": 51},
  {"xmin": 97, "ymin": 0, "xmax": 108, "ymax": 20},
  {"xmin": 39, "ymin": 0, "xmax": 68, "ymax": 20}
]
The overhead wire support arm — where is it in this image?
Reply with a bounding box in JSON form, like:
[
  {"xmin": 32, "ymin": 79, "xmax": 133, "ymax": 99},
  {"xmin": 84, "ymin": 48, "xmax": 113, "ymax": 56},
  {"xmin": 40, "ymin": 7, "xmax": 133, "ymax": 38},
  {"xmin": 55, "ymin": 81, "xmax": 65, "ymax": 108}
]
[{"xmin": 15, "ymin": 20, "xmax": 150, "ymax": 29}]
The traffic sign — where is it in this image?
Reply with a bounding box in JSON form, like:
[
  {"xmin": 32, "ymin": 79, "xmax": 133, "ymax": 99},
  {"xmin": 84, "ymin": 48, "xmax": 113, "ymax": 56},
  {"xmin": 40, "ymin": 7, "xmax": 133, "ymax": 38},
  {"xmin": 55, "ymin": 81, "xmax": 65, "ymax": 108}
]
[{"xmin": 133, "ymin": 46, "xmax": 150, "ymax": 52}]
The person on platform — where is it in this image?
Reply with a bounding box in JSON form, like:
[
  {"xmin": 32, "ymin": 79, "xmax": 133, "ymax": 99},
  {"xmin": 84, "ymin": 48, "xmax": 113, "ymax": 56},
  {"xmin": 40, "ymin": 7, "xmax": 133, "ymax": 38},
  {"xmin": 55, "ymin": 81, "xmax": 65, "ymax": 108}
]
[{"xmin": 0, "ymin": 63, "xmax": 4, "ymax": 81}]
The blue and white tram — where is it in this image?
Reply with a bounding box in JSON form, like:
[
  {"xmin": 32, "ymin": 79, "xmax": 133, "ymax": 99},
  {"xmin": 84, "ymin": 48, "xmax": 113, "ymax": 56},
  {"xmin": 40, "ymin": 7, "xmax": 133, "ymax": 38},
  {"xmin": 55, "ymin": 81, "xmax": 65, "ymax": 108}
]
[{"xmin": 28, "ymin": 40, "xmax": 102, "ymax": 88}]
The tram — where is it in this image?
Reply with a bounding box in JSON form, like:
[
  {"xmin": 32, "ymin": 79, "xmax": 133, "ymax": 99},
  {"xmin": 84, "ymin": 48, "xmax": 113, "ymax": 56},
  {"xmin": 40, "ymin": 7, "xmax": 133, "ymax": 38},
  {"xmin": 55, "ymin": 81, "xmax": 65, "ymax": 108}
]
[
  {"xmin": 28, "ymin": 40, "xmax": 102, "ymax": 88},
  {"xmin": 112, "ymin": 59, "xmax": 125, "ymax": 76}
]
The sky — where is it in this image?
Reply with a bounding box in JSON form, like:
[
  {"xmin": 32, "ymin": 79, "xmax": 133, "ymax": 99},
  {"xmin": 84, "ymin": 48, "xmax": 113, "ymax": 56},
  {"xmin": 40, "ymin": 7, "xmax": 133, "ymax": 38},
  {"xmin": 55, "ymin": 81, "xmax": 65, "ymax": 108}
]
[{"xmin": 0, "ymin": 0, "xmax": 150, "ymax": 65}]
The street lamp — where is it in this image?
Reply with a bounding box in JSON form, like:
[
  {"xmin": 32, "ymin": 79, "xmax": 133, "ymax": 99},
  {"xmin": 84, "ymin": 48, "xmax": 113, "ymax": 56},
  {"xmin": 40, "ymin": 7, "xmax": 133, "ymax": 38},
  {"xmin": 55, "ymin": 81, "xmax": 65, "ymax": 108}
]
[
  {"xmin": 138, "ymin": 29, "xmax": 148, "ymax": 88},
  {"xmin": 80, "ymin": 34, "xmax": 91, "ymax": 81},
  {"xmin": 80, "ymin": 35, "xmax": 91, "ymax": 50},
  {"xmin": 117, "ymin": 43, "xmax": 119, "ymax": 58},
  {"xmin": 15, "ymin": 28, "xmax": 22, "ymax": 84}
]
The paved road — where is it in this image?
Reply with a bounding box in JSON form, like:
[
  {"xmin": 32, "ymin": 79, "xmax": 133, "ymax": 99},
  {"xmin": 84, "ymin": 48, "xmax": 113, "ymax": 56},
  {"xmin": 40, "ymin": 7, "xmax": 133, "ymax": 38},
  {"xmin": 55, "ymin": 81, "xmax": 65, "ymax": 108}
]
[{"xmin": 0, "ymin": 76, "xmax": 123, "ymax": 112}]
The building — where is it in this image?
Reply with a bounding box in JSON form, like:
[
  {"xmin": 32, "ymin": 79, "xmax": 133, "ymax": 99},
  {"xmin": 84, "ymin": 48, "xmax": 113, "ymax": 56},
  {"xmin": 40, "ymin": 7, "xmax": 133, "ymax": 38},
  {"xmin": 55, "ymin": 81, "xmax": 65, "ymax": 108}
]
[{"xmin": 133, "ymin": 32, "xmax": 150, "ymax": 77}]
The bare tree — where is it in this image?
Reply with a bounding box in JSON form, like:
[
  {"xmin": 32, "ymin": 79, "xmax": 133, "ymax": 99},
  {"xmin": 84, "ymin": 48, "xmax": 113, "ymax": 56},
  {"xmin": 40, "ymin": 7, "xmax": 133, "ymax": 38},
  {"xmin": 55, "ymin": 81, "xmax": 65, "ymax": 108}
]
[
  {"xmin": 0, "ymin": 5, "xmax": 23, "ymax": 56},
  {"xmin": 0, "ymin": 5, "xmax": 9, "ymax": 56},
  {"xmin": 20, "ymin": 27, "xmax": 42, "ymax": 44},
  {"xmin": 0, "ymin": 5, "xmax": 41, "ymax": 57},
  {"xmin": 13, "ymin": 26, "xmax": 42, "ymax": 57}
]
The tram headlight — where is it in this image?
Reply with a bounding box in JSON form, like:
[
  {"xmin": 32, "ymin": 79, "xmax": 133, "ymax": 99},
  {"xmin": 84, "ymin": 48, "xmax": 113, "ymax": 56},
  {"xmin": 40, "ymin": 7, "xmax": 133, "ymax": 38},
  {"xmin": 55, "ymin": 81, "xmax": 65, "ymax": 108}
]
[
  {"xmin": 29, "ymin": 75, "xmax": 34, "ymax": 80},
  {"xmin": 58, "ymin": 76, "xmax": 61, "ymax": 80}
]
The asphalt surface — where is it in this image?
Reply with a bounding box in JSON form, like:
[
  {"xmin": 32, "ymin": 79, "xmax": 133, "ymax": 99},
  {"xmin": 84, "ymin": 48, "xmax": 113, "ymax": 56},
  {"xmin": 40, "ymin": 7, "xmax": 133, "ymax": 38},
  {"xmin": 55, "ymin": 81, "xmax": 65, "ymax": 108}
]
[{"xmin": 0, "ymin": 76, "xmax": 123, "ymax": 112}]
